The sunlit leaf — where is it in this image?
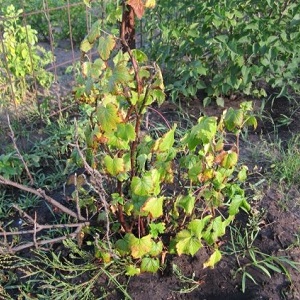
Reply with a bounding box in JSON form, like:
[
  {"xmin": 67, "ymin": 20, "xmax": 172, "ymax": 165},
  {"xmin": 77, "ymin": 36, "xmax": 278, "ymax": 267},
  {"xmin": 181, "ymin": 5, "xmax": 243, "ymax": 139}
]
[
  {"xmin": 142, "ymin": 196, "xmax": 164, "ymax": 218},
  {"xmin": 80, "ymin": 38, "xmax": 93, "ymax": 53},
  {"xmin": 108, "ymin": 63, "xmax": 131, "ymax": 91},
  {"xmin": 131, "ymin": 169, "xmax": 160, "ymax": 196},
  {"xmin": 149, "ymin": 222, "xmax": 165, "ymax": 238},
  {"xmin": 188, "ymin": 216, "xmax": 212, "ymax": 240},
  {"xmin": 149, "ymin": 240, "xmax": 163, "ymax": 256},
  {"xmin": 144, "ymin": 0, "xmax": 156, "ymax": 8},
  {"xmin": 175, "ymin": 230, "xmax": 201, "ymax": 256},
  {"xmin": 238, "ymin": 165, "xmax": 248, "ymax": 182},
  {"xmin": 116, "ymin": 123, "xmax": 136, "ymax": 141},
  {"xmin": 126, "ymin": 265, "xmax": 141, "ymax": 276},
  {"xmin": 103, "ymin": 155, "xmax": 125, "ymax": 176},
  {"xmin": 140, "ymin": 257, "xmax": 160, "ymax": 273},
  {"xmin": 130, "ymin": 234, "xmax": 153, "ymax": 259},
  {"xmin": 224, "ymin": 108, "xmax": 244, "ymax": 131},
  {"xmin": 98, "ymin": 34, "xmax": 116, "ymax": 61},
  {"xmin": 87, "ymin": 20, "xmax": 101, "ymax": 44},
  {"xmin": 97, "ymin": 103, "xmax": 121, "ymax": 132},
  {"xmin": 221, "ymin": 151, "xmax": 238, "ymax": 168},
  {"xmin": 203, "ymin": 249, "xmax": 222, "ymax": 269},
  {"xmin": 153, "ymin": 125, "xmax": 176, "ymax": 152}
]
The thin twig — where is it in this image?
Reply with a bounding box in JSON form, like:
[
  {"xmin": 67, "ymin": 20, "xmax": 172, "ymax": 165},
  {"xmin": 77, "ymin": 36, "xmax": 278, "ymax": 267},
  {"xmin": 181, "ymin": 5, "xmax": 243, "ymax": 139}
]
[
  {"xmin": 0, "ymin": 222, "xmax": 89, "ymax": 236},
  {"xmin": 0, "ymin": 227, "xmax": 83, "ymax": 254},
  {"xmin": 6, "ymin": 114, "xmax": 34, "ymax": 185},
  {"xmin": 0, "ymin": 175, "xmax": 85, "ymax": 220}
]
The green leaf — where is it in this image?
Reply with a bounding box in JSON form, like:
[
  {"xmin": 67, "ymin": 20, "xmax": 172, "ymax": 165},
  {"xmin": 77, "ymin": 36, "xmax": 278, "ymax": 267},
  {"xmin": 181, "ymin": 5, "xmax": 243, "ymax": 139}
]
[
  {"xmin": 153, "ymin": 124, "xmax": 176, "ymax": 152},
  {"xmin": 175, "ymin": 230, "xmax": 201, "ymax": 256},
  {"xmin": 80, "ymin": 38, "xmax": 93, "ymax": 53},
  {"xmin": 108, "ymin": 62, "xmax": 131, "ymax": 92},
  {"xmin": 132, "ymin": 49, "xmax": 148, "ymax": 63},
  {"xmin": 203, "ymin": 216, "xmax": 231, "ymax": 245},
  {"xmin": 97, "ymin": 103, "xmax": 121, "ymax": 132},
  {"xmin": 125, "ymin": 265, "xmax": 141, "ymax": 276},
  {"xmin": 130, "ymin": 234, "xmax": 153, "ymax": 259},
  {"xmin": 116, "ymin": 123, "xmax": 136, "ymax": 141},
  {"xmin": 176, "ymin": 194, "xmax": 195, "ymax": 215},
  {"xmin": 188, "ymin": 216, "xmax": 212, "ymax": 240},
  {"xmin": 221, "ymin": 151, "xmax": 238, "ymax": 168},
  {"xmin": 97, "ymin": 34, "xmax": 116, "ymax": 61},
  {"xmin": 224, "ymin": 108, "xmax": 244, "ymax": 131},
  {"xmin": 191, "ymin": 116, "xmax": 217, "ymax": 144},
  {"xmin": 203, "ymin": 249, "xmax": 222, "ymax": 268},
  {"xmin": 87, "ymin": 20, "xmax": 101, "ymax": 44},
  {"xmin": 140, "ymin": 257, "xmax": 160, "ymax": 273},
  {"xmin": 149, "ymin": 240, "xmax": 163, "ymax": 257},
  {"xmin": 228, "ymin": 195, "xmax": 244, "ymax": 216},
  {"xmin": 149, "ymin": 222, "xmax": 165, "ymax": 238},
  {"xmin": 245, "ymin": 116, "xmax": 257, "ymax": 129},
  {"xmin": 115, "ymin": 234, "xmax": 132, "ymax": 256},
  {"xmin": 238, "ymin": 165, "xmax": 248, "ymax": 182},
  {"xmin": 103, "ymin": 155, "xmax": 125, "ymax": 176},
  {"xmin": 131, "ymin": 169, "xmax": 160, "ymax": 196},
  {"xmin": 188, "ymin": 163, "xmax": 202, "ymax": 182},
  {"xmin": 216, "ymin": 97, "xmax": 224, "ymax": 107},
  {"xmin": 142, "ymin": 196, "xmax": 164, "ymax": 218}
]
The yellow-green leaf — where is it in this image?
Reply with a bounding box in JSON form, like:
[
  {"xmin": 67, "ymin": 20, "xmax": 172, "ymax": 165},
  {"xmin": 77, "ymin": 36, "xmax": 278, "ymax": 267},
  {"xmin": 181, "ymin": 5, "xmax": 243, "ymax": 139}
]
[
  {"xmin": 130, "ymin": 234, "xmax": 153, "ymax": 259},
  {"xmin": 145, "ymin": 0, "xmax": 156, "ymax": 8},
  {"xmin": 142, "ymin": 196, "xmax": 164, "ymax": 218},
  {"xmin": 175, "ymin": 230, "xmax": 201, "ymax": 256},
  {"xmin": 97, "ymin": 103, "xmax": 121, "ymax": 132},
  {"xmin": 98, "ymin": 34, "xmax": 116, "ymax": 61},
  {"xmin": 221, "ymin": 151, "xmax": 238, "ymax": 168},
  {"xmin": 104, "ymin": 155, "xmax": 125, "ymax": 176},
  {"xmin": 140, "ymin": 257, "xmax": 160, "ymax": 273},
  {"xmin": 203, "ymin": 249, "xmax": 222, "ymax": 269}
]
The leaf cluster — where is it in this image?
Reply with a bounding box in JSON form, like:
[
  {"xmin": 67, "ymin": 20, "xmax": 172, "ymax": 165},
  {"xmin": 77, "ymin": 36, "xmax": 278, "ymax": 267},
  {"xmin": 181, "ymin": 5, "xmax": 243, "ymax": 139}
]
[
  {"xmin": 73, "ymin": 13, "xmax": 257, "ymax": 273},
  {"xmin": 142, "ymin": 0, "xmax": 300, "ymax": 103}
]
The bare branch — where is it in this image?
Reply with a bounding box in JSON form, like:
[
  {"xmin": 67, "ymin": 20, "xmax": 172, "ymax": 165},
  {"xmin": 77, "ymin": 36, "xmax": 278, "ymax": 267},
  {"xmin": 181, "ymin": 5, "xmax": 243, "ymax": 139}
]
[{"xmin": 0, "ymin": 175, "xmax": 85, "ymax": 220}]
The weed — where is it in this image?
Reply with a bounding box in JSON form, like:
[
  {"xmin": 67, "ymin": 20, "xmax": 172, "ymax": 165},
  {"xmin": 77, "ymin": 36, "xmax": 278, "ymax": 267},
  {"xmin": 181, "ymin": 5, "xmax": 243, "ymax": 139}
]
[
  {"xmin": 224, "ymin": 215, "xmax": 299, "ymax": 293},
  {"xmin": 0, "ymin": 4, "xmax": 53, "ymax": 107}
]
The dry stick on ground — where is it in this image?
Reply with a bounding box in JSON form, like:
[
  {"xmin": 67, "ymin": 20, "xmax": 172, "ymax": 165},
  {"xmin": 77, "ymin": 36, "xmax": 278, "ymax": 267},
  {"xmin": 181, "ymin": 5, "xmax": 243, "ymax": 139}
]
[
  {"xmin": 6, "ymin": 114, "xmax": 34, "ymax": 185},
  {"xmin": 0, "ymin": 204, "xmax": 90, "ymax": 254},
  {"xmin": 0, "ymin": 226, "xmax": 84, "ymax": 254},
  {"xmin": 0, "ymin": 175, "xmax": 85, "ymax": 220}
]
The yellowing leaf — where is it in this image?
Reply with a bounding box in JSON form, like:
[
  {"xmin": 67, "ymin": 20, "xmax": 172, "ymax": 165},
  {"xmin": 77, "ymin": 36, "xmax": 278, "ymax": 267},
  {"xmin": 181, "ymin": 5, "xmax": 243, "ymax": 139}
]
[
  {"xmin": 130, "ymin": 234, "xmax": 153, "ymax": 259},
  {"xmin": 144, "ymin": 0, "xmax": 156, "ymax": 8},
  {"xmin": 97, "ymin": 103, "xmax": 121, "ymax": 132},
  {"xmin": 104, "ymin": 155, "xmax": 125, "ymax": 176},
  {"xmin": 221, "ymin": 151, "xmax": 238, "ymax": 168},
  {"xmin": 126, "ymin": 265, "xmax": 141, "ymax": 276},
  {"xmin": 142, "ymin": 196, "xmax": 164, "ymax": 218},
  {"xmin": 97, "ymin": 34, "xmax": 116, "ymax": 61},
  {"xmin": 203, "ymin": 249, "xmax": 222, "ymax": 269},
  {"xmin": 80, "ymin": 38, "xmax": 93, "ymax": 53}
]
